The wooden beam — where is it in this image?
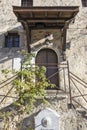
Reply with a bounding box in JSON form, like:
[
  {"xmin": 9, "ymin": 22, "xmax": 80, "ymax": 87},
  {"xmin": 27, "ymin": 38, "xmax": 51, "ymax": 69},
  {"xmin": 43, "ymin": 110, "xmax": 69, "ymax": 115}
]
[
  {"xmin": 13, "ymin": 6, "xmax": 79, "ymax": 13},
  {"xmin": 57, "ymin": 12, "xmax": 62, "ymax": 17},
  {"xmin": 18, "ymin": 17, "xmax": 70, "ymax": 21},
  {"xmin": 62, "ymin": 28, "xmax": 67, "ymax": 52},
  {"xmin": 71, "ymin": 11, "xmax": 78, "ymax": 19},
  {"xmin": 45, "ymin": 12, "xmax": 48, "ymax": 18},
  {"xmin": 26, "ymin": 19, "xmax": 65, "ymax": 24},
  {"xmin": 62, "ymin": 17, "xmax": 74, "ymax": 52},
  {"xmin": 24, "ymin": 22, "xmax": 31, "ymax": 53},
  {"xmin": 21, "ymin": 21, "xmax": 26, "ymax": 29},
  {"xmin": 21, "ymin": 20, "xmax": 64, "ymax": 29},
  {"xmin": 31, "ymin": 25, "xmax": 64, "ymax": 29}
]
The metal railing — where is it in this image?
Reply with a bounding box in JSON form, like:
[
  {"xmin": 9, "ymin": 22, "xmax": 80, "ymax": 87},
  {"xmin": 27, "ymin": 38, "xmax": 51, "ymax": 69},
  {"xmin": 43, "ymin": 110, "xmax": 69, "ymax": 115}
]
[
  {"xmin": 69, "ymin": 71, "xmax": 87, "ymax": 111},
  {"xmin": 0, "ymin": 60, "xmax": 87, "ymax": 112},
  {"xmin": 45, "ymin": 61, "xmax": 87, "ymax": 111},
  {"xmin": 0, "ymin": 74, "xmax": 18, "ymax": 106},
  {"xmin": 0, "ymin": 61, "xmax": 70, "ymax": 107}
]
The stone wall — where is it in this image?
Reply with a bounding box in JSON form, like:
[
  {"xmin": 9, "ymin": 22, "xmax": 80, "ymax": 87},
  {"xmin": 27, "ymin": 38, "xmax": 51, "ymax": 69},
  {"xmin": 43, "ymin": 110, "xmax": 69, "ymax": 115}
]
[
  {"xmin": 0, "ymin": 0, "xmax": 87, "ymax": 130},
  {"xmin": 0, "ymin": 96, "xmax": 79, "ymax": 130},
  {"xmin": 31, "ymin": 29, "xmax": 62, "ymax": 56},
  {"xmin": 66, "ymin": 6, "xmax": 87, "ymax": 81},
  {"xmin": 34, "ymin": 0, "xmax": 80, "ymax": 6},
  {"xmin": 0, "ymin": 0, "xmax": 27, "ymax": 72},
  {"xmin": 0, "ymin": 0, "xmax": 87, "ymax": 81}
]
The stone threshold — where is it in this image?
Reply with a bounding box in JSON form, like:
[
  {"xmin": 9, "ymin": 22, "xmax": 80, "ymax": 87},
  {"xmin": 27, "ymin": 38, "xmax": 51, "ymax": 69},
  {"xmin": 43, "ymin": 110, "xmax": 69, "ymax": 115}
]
[{"xmin": 36, "ymin": 90, "xmax": 69, "ymax": 100}]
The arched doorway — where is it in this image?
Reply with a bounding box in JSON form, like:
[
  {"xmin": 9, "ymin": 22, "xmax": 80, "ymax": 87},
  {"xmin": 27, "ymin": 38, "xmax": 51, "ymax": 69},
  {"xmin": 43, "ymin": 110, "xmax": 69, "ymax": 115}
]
[{"xmin": 36, "ymin": 48, "xmax": 59, "ymax": 89}]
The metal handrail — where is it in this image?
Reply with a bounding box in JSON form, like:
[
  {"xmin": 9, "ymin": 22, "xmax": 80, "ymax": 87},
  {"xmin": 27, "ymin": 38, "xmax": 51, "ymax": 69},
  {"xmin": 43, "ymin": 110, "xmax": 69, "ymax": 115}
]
[
  {"xmin": 0, "ymin": 61, "xmax": 85, "ymax": 111},
  {"xmin": 70, "ymin": 77, "xmax": 87, "ymax": 103},
  {"xmin": 69, "ymin": 71, "xmax": 87, "ymax": 87},
  {"xmin": 0, "ymin": 85, "xmax": 15, "ymax": 105},
  {"xmin": 69, "ymin": 71, "xmax": 87, "ymax": 111},
  {"xmin": 0, "ymin": 62, "xmax": 68, "ymax": 106},
  {"xmin": 47, "ymin": 71, "xmax": 59, "ymax": 80},
  {"xmin": 73, "ymin": 99, "xmax": 87, "ymax": 111},
  {"xmin": 72, "ymin": 94, "xmax": 87, "ymax": 99},
  {"xmin": 2, "ymin": 61, "xmax": 87, "ymax": 112},
  {"xmin": 0, "ymin": 94, "xmax": 17, "ymax": 99},
  {"xmin": 0, "ymin": 73, "xmax": 18, "ymax": 89},
  {"xmin": 70, "ymin": 75, "xmax": 87, "ymax": 88},
  {"xmin": 67, "ymin": 61, "xmax": 72, "ymax": 108},
  {"xmin": 0, "ymin": 74, "xmax": 18, "ymax": 106}
]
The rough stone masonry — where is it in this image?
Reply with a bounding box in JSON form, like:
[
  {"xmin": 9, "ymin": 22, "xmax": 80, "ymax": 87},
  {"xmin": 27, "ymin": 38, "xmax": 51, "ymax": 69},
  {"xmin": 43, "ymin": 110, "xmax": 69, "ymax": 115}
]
[{"xmin": 0, "ymin": 0, "xmax": 87, "ymax": 130}]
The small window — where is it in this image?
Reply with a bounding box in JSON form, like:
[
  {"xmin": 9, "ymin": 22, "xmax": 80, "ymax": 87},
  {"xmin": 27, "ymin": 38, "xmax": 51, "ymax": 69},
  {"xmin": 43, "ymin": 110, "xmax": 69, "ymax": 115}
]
[
  {"xmin": 5, "ymin": 33, "xmax": 19, "ymax": 48},
  {"xmin": 22, "ymin": 0, "xmax": 33, "ymax": 7},
  {"xmin": 82, "ymin": 0, "xmax": 87, "ymax": 7}
]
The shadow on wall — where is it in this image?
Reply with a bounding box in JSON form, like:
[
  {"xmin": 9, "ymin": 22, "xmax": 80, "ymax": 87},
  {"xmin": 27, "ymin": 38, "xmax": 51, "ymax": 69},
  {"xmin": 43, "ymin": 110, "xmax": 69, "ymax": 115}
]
[
  {"xmin": 0, "ymin": 25, "xmax": 25, "ymax": 71},
  {"xmin": 0, "ymin": 100, "xmax": 87, "ymax": 130},
  {"xmin": 0, "ymin": 99, "xmax": 44, "ymax": 130},
  {"xmin": 0, "ymin": 96, "xmax": 70, "ymax": 130}
]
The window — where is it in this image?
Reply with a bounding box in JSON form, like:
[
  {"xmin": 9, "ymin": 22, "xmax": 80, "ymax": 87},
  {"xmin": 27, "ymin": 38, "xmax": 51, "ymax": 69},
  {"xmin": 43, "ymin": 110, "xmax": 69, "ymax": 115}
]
[
  {"xmin": 5, "ymin": 33, "xmax": 19, "ymax": 48},
  {"xmin": 22, "ymin": 0, "xmax": 33, "ymax": 7},
  {"xmin": 82, "ymin": 0, "xmax": 87, "ymax": 7}
]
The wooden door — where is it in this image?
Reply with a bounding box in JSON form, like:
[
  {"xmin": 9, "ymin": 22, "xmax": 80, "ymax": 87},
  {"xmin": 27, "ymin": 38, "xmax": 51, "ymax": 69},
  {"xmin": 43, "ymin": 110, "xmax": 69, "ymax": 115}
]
[{"xmin": 36, "ymin": 49, "xmax": 59, "ymax": 89}]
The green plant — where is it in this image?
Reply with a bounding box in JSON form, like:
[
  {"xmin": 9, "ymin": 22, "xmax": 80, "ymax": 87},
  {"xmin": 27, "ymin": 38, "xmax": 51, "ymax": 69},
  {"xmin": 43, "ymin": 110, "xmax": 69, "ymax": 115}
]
[
  {"xmin": 14, "ymin": 53, "xmax": 55, "ymax": 113},
  {"xmin": 0, "ymin": 112, "xmax": 13, "ymax": 130},
  {"xmin": 1, "ymin": 69, "xmax": 10, "ymax": 74},
  {"xmin": 0, "ymin": 53, "xmax": 55, "ymax": 130}
]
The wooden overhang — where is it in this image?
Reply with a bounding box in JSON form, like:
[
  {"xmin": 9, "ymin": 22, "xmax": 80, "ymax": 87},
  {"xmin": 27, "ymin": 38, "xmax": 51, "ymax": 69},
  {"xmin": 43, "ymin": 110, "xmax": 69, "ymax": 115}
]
[
  {"xmin": 13, "ymin": 6, "xmax": 79, "ymax": 28},
  {"xmin": 13, "ymin": 6, "xmax": 79, "ymax": 52}
]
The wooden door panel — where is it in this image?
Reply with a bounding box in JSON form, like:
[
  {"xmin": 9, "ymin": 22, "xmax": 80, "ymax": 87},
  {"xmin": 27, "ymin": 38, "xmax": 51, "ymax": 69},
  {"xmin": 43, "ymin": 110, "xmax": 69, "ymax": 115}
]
[
  {"xmin": 36, "ymin": 49, "xmax": 59, "ymax": 89},
  {"xmin": 47, "ymin": 67, "xmax": 58, "ymax": 86},
  {"xmin": 36, "ymin": 50, "xmax": 46, "ymax": 66}
]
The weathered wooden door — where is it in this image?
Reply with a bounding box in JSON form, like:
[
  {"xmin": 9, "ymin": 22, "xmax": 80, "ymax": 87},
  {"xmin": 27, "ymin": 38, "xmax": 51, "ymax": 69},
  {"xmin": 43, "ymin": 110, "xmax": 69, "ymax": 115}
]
[{"xmin": 36, "ymin": 49, "xmax": 59, "ymax": 88}]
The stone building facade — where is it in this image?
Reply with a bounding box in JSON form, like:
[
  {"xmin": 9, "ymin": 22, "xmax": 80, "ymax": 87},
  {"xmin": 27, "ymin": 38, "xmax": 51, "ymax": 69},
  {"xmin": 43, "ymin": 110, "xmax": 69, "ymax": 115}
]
[{"xmin": 0, "ymin": 0, "xmax": 87, "ymax": 130}]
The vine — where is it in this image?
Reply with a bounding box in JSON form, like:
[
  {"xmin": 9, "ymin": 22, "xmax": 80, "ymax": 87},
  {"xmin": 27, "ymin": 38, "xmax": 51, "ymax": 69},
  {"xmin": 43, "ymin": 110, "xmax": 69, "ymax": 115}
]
[
  {"xmin": 0, "ymin": 53, "xmax": 55, "ymax": 129},
  {"xmin": 14, "ymin": 53, "xmax": 55, "ymax": 113}
]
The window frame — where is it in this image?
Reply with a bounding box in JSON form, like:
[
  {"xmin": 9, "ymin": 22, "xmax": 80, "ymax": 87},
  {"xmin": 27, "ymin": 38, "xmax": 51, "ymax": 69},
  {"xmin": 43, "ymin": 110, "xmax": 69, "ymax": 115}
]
[
  {"xmin": 5, "ymin": 33, "xmax": 20, "ymax": 48},
  {"xmin": 21, "ymin": 0, "xmax": 33, "ymax": 7}
]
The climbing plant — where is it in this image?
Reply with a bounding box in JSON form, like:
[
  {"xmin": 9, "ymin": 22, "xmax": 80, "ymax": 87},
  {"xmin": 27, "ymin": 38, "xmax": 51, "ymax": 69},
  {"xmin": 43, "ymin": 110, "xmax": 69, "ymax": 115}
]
[
  {"xmin": 14, "ymin": 53, "xmax": 55, "ymax": 113},
  {"xmin": 0, "ymin": 53, "xmax": 55, "ymax": 130}
]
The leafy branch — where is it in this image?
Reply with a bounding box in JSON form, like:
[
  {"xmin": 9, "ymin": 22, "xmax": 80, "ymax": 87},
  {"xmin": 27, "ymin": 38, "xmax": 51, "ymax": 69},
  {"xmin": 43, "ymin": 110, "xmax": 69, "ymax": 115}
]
[{"xmin": 13, "ymin": 53, "xmax": 55, "ymax": 113}]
